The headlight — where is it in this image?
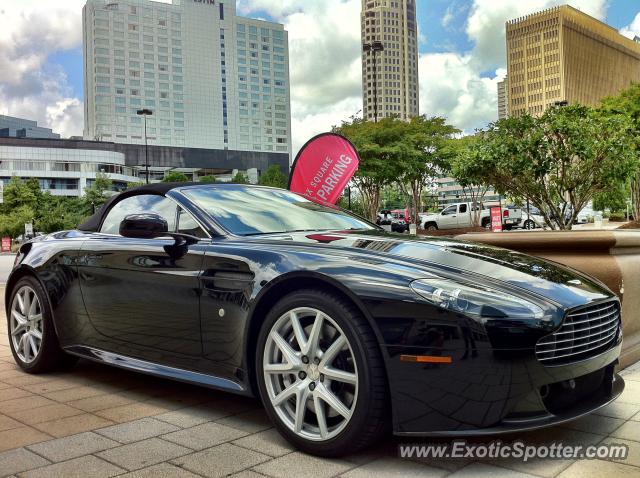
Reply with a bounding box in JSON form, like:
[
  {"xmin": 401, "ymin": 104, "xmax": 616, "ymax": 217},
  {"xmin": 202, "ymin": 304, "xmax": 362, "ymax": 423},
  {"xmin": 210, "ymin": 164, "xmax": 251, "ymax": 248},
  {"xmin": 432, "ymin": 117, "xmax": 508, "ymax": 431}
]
[{"xmin": 410, "ymin": 278, "xmax": 545, "ymax": 320}]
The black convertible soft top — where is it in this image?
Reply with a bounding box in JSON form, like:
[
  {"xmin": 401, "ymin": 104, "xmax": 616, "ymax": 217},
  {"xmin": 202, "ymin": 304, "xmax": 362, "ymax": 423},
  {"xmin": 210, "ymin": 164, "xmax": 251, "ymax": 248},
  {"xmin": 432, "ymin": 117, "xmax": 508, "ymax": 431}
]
[{"xmin": 78, "ymin": 182, "xmax": 200, "ymax": 232}]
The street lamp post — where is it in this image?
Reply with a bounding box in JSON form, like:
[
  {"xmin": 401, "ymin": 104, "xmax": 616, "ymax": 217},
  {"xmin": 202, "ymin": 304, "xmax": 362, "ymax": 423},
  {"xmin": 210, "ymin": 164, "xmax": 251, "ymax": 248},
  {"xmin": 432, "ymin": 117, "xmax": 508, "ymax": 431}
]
[
  {"xmin": 363, "ymin": 41, "xmax": 384, "ymax": 122},
  {"xmin": 137, "ymin": 109, "xmax": 153, "ymax": 184}
]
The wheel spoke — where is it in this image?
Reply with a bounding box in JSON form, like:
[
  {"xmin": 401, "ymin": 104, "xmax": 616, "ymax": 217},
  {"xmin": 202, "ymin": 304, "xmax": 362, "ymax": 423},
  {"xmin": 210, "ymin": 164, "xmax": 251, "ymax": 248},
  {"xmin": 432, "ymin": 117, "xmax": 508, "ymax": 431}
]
[
  {"xmin": 289, "ymin": 310, "xmax": 308, "ymax": 351},
  {"xmin": 11, "ymin": 310, "xmax": 27, "ymax": 329},
  {"xmin": 31, "ymin": 329, "xmax": 43, "ymax": 341},
  {"xmin": 28, "ymin": 335, "xmax": 38, "ymax": 358},
  {"xmin": 21, "ymin": 334, "xmax": 29, "ymax": 361},
  {"xmin": 304, "ymin": 312, "xmax": 324, "ymax": 356},
  {"xmin": 313, "ymin": 394, "xmax": 328, "ymax": 439},
  {"xmin": 28, "ymin": 295, "xmax": 38, "ymax": 317},
  {"xmin": 322, "ymin": 367, "xmax": 357, "ymax": 385},
  {"xmin": 16, "ymin": 292, "xmax": 25, "ymax": 315},
  {"xmin": 316, "ymin": 383, "xmax": 351, "ymax": 420},
  {"xmin": 22, "ymin": 291, "xmax": 31, "ymax": 318},
  {"xmin": 294, "ymin": 385, "xmax": 310, "ymax": 433},
  {"xmin": 319, "ymin": 334, "xmax": 346, "ymax": 368},
  {"xmin": 272, "ymin": 380, "xmax": 299, "ymax": 407},
  {"xmin": 270, "ymin": 331, "xmax": 300, "ymax": 367},
  {"xmin": 264, "ymin": 362, "xmax": 296, "ymax": 373}
]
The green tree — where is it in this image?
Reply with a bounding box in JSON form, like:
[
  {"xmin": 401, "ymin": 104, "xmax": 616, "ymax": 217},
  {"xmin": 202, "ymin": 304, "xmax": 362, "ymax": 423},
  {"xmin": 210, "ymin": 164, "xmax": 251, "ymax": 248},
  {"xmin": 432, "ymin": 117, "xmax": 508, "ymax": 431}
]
[
  {"xmin": 83, "ymin": 172, "xmax": 113, "ymax": 214},
  {"xmin": 198, "ymin": 175, "xmax": 218, "ymax": 184},
  {"xmin": 258, "ymin": 165, "xmax": 287, "ymax": 188},
  {"xmin": 593, "ymin": 181, "xmax": 630, "ymax": 213},
  {"xmin": 126, "ymin": 181, "xmax": 144, "ymax": 189},
  {"xmin": 231, "ymin": 171, "xmax": 250, "ymax": 184},
  {"xmin": 2, "ymin": 177, "xmax": 38, "ymax": 212},
  {"xmin": 397, "ymin": 116, "xmax": 459, "ymax": 223},
  {"xmin": 600, "ymin": 83, "xmax": 640, "ymax": 220},
  {"xmin": 0, "ymin": 206, "xmax": 35, "ymax": 238},
  {"xmin": 334, "ymin": 117, "xmax": 405, "ymax": 221},
  {"xmin": 450, "ymin": 135, "xmax": 490, "ymax": 226},
  {"xmin": 162, "ymin": 171, "xmax": 190, "ymax": 182},
  {"xmin": 35, "ymin": 196, "xmax": 86, "ymax": 233},
  {"xmin": 466, "ymin": 105, "xmax": 638, "ymax": 229}
]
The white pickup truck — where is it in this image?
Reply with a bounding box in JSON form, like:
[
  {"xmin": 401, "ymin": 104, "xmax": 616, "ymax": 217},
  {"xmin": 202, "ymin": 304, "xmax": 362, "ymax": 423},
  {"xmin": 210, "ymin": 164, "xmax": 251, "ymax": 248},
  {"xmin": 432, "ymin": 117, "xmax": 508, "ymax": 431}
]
[{"xmin": 420, "ymin": 203, "xmax": 522, "ymax": 231}]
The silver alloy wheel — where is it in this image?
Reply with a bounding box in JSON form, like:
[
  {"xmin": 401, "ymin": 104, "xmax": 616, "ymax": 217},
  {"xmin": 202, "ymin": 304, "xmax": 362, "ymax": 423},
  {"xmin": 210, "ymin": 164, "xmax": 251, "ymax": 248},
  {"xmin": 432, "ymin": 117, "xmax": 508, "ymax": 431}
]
[
  {"xmin": 263, "ymin": 307, "xmax": 358, "ymax": 441},
  {"xmin": 10, "ymin": 285, "xmax": 44, "ymax": 364}
]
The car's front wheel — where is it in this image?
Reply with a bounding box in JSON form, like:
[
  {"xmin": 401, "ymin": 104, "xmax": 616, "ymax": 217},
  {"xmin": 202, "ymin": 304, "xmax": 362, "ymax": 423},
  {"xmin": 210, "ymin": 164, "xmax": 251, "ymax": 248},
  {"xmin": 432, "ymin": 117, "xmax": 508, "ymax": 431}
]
[
  {"xmin": 256, "ymin": 289, "xmax": 388, "ymax": 457},
  {"xmin": 7, "ymin": 276, "xmax": 78, "ymax": 373}
]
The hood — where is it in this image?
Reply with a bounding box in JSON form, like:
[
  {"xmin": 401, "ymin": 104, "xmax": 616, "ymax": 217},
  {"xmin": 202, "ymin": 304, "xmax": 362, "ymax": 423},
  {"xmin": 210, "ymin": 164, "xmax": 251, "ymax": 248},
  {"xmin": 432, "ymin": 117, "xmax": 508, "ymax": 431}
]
[{"xmin": 256, "ymin": 230, "xmax": 613, "ymax": 310}]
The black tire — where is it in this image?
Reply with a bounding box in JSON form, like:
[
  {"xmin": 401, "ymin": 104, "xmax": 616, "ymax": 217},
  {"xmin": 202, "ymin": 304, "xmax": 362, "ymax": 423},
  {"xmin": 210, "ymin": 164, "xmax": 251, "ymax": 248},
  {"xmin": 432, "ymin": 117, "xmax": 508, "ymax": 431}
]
[
  {"xmin": 425, "ymin": 222, "xmax": 438, "ymax": 231},
  {"xmin": 256, "ymin": 289, "xmax": 388, "ymax": 457},
  {"xmin": 7, "ymin": 275, "xmax": 78, "ymax": 374},
  {"xmin": 482, "ymin": 219, "xmax": 491, "ymax": 230},
  {"xmin": 524, "ymin": 220, "xmax": 536, "ymax": 230}
]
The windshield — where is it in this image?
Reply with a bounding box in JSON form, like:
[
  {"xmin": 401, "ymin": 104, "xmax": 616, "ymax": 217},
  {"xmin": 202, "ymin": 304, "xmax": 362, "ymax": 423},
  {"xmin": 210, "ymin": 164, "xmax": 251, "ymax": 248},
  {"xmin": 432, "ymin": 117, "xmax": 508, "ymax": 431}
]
[{"xmin": 182, "ymin": 186, "xmax": 376, "ymax": 236}]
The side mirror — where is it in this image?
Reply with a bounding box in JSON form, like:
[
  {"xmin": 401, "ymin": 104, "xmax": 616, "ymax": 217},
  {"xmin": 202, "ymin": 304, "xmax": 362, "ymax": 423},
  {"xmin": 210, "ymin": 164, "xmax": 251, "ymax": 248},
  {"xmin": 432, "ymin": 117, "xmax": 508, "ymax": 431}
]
[{"xmin": 119, "ymin": 213, "xmax": 168, "ymax": 239}]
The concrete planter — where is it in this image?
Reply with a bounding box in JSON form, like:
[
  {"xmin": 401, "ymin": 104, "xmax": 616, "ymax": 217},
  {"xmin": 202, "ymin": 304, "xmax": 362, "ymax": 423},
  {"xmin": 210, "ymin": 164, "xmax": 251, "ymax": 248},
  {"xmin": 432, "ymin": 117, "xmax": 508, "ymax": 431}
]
[{"xmin": 455, "ymin": 230, "xmax": 640, "ymax": 369}]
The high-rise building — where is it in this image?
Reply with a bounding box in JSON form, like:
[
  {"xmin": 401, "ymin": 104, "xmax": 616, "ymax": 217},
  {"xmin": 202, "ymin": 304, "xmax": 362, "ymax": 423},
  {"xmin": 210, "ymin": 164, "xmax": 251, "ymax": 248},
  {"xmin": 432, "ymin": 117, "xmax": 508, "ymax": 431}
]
[
  {"xmin": 497, "ymin": 77, "xmax": 509, "ymax": 120},
  {"xmin": 83, "ymin": 0, "xmax": 291, "ymax": 155},
  {"xmin": 360, "ymin": 0, "xmax": 419, "ymax": 121},
  {"xmin": 506, "ymin": 5, "xmax": 640, "ymax": 117},
  {"xmin": 0, "ymin": 115, "xmax": 60, "ymax": 139}
]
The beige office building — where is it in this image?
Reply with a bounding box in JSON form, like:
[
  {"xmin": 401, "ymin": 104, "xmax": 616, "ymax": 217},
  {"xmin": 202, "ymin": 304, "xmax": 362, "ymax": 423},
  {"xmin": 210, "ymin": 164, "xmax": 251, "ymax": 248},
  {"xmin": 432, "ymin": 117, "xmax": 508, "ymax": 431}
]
[
  {"xmin": 497, "ymin": 76, "xmax": 509, "ymax": 119},
  {"xmin": 506, "ymin": 5, "xmax": 640, "ymax": 117},
  {"xmin": 360, "ymin": 0, "xmax": 419, "ymax": 121}
]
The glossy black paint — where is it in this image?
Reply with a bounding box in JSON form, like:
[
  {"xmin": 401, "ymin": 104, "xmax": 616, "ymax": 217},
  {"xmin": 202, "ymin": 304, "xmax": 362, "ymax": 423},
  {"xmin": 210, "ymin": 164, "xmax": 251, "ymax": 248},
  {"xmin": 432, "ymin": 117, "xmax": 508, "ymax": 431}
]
[{"xmin": 6, "ymin": 185, "xmax": 624, "ymax": 436}]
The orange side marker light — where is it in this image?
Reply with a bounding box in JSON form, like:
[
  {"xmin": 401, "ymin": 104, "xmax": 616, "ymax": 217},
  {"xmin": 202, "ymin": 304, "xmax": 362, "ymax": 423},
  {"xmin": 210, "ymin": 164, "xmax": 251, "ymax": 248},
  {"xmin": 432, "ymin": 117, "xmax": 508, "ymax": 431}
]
[{"xmin": 400, "ymin": 354, "xmax": 453, "ymax": 364}]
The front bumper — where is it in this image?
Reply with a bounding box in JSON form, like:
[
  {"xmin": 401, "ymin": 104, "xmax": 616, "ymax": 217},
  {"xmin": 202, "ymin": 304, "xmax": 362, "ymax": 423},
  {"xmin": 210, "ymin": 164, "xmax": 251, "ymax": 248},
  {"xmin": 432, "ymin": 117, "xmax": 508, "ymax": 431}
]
[{"xmin": 386, "ymin": 336, "xmax": 623, "ymax": 436}]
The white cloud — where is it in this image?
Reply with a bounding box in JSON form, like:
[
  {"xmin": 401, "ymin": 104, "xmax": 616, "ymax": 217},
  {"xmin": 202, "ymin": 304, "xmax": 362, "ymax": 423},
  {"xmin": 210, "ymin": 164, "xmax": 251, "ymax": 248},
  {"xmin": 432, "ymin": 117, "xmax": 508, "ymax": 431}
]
[
  {"xmin": 620, "ymin": 12, "xmax": 640, "ymax": 39},
  {"xmin": 420, "ymin": 53, "xmax": 505, "ymax": 132},
  {"xmin": 442, "ymin": 8, "xmax": 455, "ymax": 29},
  {"xmin": 418, "ymin": 0, "xmax": 608, "ymax": 134},
  {"xmin": 0, "ymin": 0, "xmax": 87, "ymax": 137}
]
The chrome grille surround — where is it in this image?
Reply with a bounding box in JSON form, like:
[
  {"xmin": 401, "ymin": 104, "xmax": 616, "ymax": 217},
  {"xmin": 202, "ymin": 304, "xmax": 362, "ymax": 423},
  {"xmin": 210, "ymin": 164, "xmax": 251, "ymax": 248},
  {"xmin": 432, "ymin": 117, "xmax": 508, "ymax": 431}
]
[{"xmin": 535, "ymin": 300, "xmax": 621, "ymax": 366}]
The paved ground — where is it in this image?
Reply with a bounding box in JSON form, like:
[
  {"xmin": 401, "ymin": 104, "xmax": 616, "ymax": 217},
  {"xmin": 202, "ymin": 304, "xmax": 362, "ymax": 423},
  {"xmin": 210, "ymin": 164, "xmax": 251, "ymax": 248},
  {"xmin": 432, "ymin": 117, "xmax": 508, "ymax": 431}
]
[
  {"xmin": 0, "ymin": 285, "xmax": 640, "ymax": 478},
  {"xmin": 0, "ymin": 255, "xmax": 15, "ymax": 285}
]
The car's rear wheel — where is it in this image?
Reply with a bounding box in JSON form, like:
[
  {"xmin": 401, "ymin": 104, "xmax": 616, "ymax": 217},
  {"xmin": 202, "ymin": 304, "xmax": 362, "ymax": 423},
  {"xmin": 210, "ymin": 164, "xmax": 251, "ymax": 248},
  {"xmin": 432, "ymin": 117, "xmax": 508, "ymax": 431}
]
[
  {"xmin": 7, "ymin": 276, "xmax": 78, "ymax": 373},
  {"xmin": 524, "ymin": 219, "xmax": 536, "ymax": 230},
  {"xmin": 256, "ymin": 289, "xmax": 388, "ymax": 457}
]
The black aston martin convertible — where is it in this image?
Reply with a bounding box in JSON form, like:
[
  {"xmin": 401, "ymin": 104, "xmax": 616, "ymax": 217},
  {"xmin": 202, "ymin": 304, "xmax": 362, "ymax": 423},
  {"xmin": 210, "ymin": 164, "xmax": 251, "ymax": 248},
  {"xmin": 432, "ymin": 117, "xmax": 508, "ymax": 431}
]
[{"xmin": 6, "ymin": 183, "xmax": 624, "ymax": 456}]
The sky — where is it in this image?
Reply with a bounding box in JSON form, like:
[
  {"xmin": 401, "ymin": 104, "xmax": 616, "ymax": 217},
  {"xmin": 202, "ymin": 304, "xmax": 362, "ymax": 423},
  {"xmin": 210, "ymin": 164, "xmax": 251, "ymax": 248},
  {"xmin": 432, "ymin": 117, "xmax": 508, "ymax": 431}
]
[{"xmin": 0, "ymin": 0, "xmax": 639, "ymax": 157}]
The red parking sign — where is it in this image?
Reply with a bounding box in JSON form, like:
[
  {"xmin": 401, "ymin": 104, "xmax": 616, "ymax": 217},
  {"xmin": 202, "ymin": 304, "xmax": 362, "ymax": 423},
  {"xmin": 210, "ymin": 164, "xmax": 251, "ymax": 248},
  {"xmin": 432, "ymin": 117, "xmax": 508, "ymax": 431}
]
[
  {"xmin": 1, "ymin": 237, "xmax": 11, "ymax": 252},
  {"xmin": 490, "ymin": 207, "xmax": 503, "ymax": 232}
]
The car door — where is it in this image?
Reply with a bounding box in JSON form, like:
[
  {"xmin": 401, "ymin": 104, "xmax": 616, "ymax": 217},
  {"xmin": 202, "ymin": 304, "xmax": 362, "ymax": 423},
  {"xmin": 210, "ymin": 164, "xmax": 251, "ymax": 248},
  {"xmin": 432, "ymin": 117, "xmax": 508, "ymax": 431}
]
[
  {"xmin": 78, "ymin": 194, "xmax": 206, "ymax": 365},
  {"xmin": 438, "ymin": 205, "xmax": 459, "ymax": 229},
  {"xmin": 457, "ymin": 203, "xmax": 471, "ymax": 227}
]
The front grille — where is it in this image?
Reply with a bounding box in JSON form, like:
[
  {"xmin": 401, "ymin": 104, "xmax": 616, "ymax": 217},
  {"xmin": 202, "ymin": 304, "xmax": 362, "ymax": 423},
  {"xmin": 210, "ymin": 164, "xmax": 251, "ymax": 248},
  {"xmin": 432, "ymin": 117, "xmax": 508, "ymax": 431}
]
[{"xmin": 536, "ymin": 301, "xmax": 620, "ymax": 366}]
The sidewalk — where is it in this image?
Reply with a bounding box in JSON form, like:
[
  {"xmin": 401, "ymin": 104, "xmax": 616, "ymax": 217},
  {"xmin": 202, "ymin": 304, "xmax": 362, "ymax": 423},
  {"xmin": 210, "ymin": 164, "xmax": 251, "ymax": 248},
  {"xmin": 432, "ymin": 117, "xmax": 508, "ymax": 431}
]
[{"xmin": 0, "ymin": 286, "xmax": 639, "ymax": 477}]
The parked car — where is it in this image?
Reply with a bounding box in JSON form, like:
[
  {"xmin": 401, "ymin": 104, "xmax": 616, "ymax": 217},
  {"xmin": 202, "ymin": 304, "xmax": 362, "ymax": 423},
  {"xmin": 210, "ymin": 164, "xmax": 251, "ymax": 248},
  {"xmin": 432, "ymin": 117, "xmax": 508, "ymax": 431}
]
[
  {"xmin": 376, "ymin": 210, "xmax": 392, "ymax": 227},
  {"xmin": 518, "ymin": 212, "xmax": 545, "ymax": 230},
  {"xmin": 576, "ymin": 204, "xmax": 595, "ymax": 224},
  {"xmin": 6, "ymin": 183, "xmax": 624, "ymax": 457},
  {"xmin": 420, "ymin": 202, "xmax": 522, "ymax": 231},
  {"xmin": 390, "ymin": 208, "xmax": 410, "ymax": 232}
]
